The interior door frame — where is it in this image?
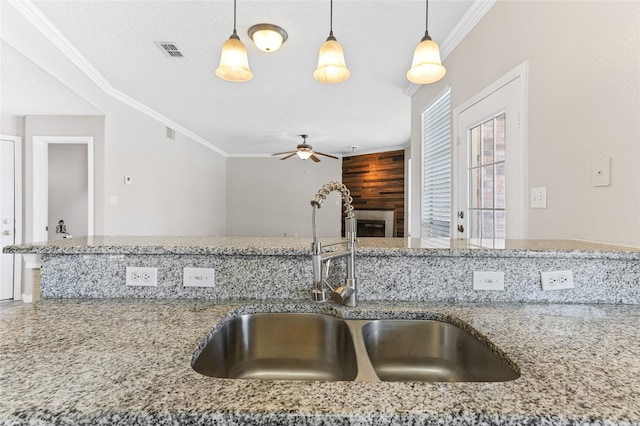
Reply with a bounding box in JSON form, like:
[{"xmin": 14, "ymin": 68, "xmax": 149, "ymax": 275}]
[
  {"xmin": 0, "ymin": 135, "xmax": 23, "ymax": 301},
  {"xmin": 451, "ymin": 61, "xmax": 529, "ymax": 240},
  {"xmin": 33, "ymin": 136, "xmax": 94, "ymax": 243}
]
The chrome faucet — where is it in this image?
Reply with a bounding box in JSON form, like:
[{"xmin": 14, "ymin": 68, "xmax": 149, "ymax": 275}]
[{"xmin": 310, "ymin": 182, "xmax": 357, "ymax": 307}]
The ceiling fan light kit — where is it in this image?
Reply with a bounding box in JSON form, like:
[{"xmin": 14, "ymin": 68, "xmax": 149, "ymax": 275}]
[
  {"xmin": 296, "ymin": 145, "xmax": 314, "ymax": 160},
  {"xmin": 216, "ymin": 0, "xmax": 445, "ymax": 87}
]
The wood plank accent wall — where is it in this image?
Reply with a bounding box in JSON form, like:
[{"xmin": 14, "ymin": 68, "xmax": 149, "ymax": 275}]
[{"xmin": 342, "ymin": 150, "xmax": 405, "ymax": 237}]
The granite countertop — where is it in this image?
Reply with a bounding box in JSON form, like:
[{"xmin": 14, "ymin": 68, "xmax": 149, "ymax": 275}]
[
  {"xmin": 5, "ymin": 236, "xmax": 640, "ymax": 259},
  {"xmin": 1, "ymin": 299, "xmax": 639, "ymax": 425}
]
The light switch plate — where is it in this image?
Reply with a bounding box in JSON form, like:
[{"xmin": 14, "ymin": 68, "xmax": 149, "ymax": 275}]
[
  {"xmin": 531, "ymin": 187, "xmax": 547, "ymax": 208},
  {"xmin": 183, "ymin": 267, "xmax": 215, "ymax": 288},
  {"xmin": 473, "ymin": 271, "xmax": 505, "ymax": 291}
]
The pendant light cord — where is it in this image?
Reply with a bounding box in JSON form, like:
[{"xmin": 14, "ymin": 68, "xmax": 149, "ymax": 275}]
[
  {"xmin": 329, "ymin": 0, "xmax": 334, "ymax": 38},
  {"xmin": 425, "ymin": 0, "xmax": 429, "ymax": 33},
  {"xmin": 233, "ymin": 0, "xmax": 237, "ymax": 34},
  {"xmin": 422, "ymin": 0, "xmax": 432, "ymax": 41},
  {"xmin": 325, "ymin": 0, "xmax": 336, "ymax": 40}
]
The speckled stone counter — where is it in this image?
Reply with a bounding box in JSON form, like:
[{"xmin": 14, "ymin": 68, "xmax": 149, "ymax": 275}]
[
  {"xmin": 5, "ymin": 237, "xmax": 640, "ymax": 304},
  {"xmin": 1, "ymin": 299, "xmax": 639, "ymax": 425}
]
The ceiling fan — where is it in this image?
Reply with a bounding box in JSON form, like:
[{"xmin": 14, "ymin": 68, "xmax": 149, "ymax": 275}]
[{"xmin": 272, "ymin": 135, "xmax": 339, "ymax": 162}]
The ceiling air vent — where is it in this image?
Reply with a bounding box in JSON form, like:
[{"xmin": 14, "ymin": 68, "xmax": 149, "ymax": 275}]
[{"xmin": 154, "ymin": 41, "xmax": 184, "ymax": 58}]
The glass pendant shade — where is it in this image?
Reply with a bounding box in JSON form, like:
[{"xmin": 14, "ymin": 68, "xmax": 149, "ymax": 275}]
[
  {"xmin": 215, "ymin": 33, "xmax": 253, "ymax": 82},
  {"xmin": 407, "ymin": 38, "xmax": 446, "ymax": 84},
  {"xmin": 313, "ymin": 37, "xmax": 350, "ymax": 84}
]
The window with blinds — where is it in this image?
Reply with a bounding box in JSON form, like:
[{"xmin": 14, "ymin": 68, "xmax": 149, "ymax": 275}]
[{"xmin": 421, "ymin": 89, "xmax": 451, "ymax": 239}]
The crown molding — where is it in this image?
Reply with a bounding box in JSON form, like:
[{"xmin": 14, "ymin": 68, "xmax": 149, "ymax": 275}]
[
  {"xmin": 440, "ymin": 0, "xmax": 496, "ymax": 60},
  {"xmin": 404, "ymin": 0, "xmax": 497, "ymax": 96},
  {"xmin": 6, "ymin": 0, "xmax": 227, "ymax": 157}
]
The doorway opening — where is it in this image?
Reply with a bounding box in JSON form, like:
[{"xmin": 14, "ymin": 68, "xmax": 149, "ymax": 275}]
[
  {"xmin": 0, "ymin": 135, "xmax": 23, "ymax": 301},
  {"xmin": 33, "ymin": 136, "xmax": 94, "ymax": 243}
]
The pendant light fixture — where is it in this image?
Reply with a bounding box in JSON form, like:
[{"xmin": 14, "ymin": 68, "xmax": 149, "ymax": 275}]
[
  {"xmin": 406, "ymin": 0, "xmax": 446, "ymax": 85},
  {"xmin": 215, "ymin": 0, "xmax": 253, "ymax": 82},
  {"xmin": 313, "ymin": 0, "xmax": 350, "ymax": 84},
  {"xmin": 248, "ymin": 23, "xmax": 288, "ymax": 52}
]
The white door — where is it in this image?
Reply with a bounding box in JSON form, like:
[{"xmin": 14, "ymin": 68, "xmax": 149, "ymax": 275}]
[
  {"xmin": 1, "ymin": 139, "xmax": 16, "ymax": 300},
  {"xmin": 454, "ymin": 66, "xmax": 527, "ymax": 248}
]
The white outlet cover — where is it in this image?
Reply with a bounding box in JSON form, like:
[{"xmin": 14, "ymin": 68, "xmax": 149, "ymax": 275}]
[
  {"xmin": 541, "ymin": 270, "xmax": 574, "ymax": 291},
  {"xmin": 473, "ymin": 271, "xmax": 505, "ymax": 291},
  {"xmin": 126, "ymin": 267, "xmax": 157, "ymax": 287},
  {"xmin": 183, "ymin": 267, "xmax": 215, "ymax": 288}
]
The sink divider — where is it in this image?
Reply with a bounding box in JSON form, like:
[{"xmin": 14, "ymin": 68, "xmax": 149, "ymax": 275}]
[{"xmin": 345, "ymin": 320, "xmax": 381, "ymax": 382}]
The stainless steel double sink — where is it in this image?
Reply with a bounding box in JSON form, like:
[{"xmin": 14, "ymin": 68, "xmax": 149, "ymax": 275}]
[{"xmin": 192, "ymin": 312, "xmax": 519, "ymax": 382}]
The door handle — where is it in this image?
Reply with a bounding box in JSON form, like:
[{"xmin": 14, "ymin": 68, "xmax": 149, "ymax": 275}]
[
  {"xmin": 2, "ymin": 230, "xmax": 11, "ymax": 236},
  {"xmin": 457, "ymin": 224, "xmax": 464, "ymax": 233}
]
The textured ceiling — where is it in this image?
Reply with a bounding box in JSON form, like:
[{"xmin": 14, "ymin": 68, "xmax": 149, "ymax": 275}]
[{"xmin": 2, "ymin": 1, "xmax": 475, "ymax": 156}]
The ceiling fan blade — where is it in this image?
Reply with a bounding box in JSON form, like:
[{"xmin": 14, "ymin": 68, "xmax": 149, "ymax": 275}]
[
  {"xmin": 272, "ymin": 151, "xmax": 296, "ymax": 156},
  {"xmin": 310, "ymin": 154, "xmax": 321, "ymax": 162},
  {"xmin": 314, "ymin": 151, "xmax": 339, "ymax": 160},
  {"xmin": 280, "ymin": 153, "xmax": 297, "ymax": 160}
]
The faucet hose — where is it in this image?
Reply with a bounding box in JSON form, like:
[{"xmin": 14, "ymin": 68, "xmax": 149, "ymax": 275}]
[{"xmin": 310, "ymin": 181, "xmax": 354, "ymax": 219}]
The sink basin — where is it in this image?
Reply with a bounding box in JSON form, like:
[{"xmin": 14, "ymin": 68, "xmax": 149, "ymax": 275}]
[
  {"xmin": 192, "ymin": 312, "xmax": 519, "ymax": 383},
  {"xmin": 192, "ymin": 313, "xmax": 358, "ymax": 381},
  {"xmin": 361, "ymin": 319, "xmax": 519, "ymax": 382}
]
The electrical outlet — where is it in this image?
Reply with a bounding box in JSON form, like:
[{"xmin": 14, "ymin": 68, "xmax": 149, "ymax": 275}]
[
  {"xmin": 473, "ymin": 271, "xmax": 505, "ymax": 290},
  {"xmin": 540, "ymin": 270, "xmax": 574, "ymax": 291},
  {"xmin": 126, "ymin": 267, "xmax": 157, "ymax": 287},
  {"xmin": 183, "ymin": 267, "xmax": 215, "ymax": 288}
]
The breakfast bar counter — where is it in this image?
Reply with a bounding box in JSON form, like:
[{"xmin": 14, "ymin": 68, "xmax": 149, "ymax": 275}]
[
  {"xmin": 5, "ymin": 236, "xmax": 640, "ymax": 304},
  {"xmin": 1, "ymin": 299, "xmax": 639, "ymax": 425}
]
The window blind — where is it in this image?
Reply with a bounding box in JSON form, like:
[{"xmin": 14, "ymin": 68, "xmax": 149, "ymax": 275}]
[{"xmin": 421, "ymin": 89, "xmax": 451, "ymax": 238}]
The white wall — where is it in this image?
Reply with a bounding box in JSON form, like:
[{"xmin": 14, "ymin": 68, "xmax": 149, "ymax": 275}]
[
  {"xmin": 48, "ymin": 144, "xmax": 88, "ymax": 240},
  {"xmin": 102, "ymin": 100, "xmax": 226, "ymax": 236},
  {"xmin": 227, "ymin": 157, "xmax": 342, "ymax": 237},
  {"xmin": 410, "ymin": 0, "xmax": 640, "ymax": 247},
  {"xmin": 1, "ymin": 3, "xmax": 227, "ymax": 239},
  {"xmin": 0, "ymin": 115, "xmax": 24, "ymax": 137}
]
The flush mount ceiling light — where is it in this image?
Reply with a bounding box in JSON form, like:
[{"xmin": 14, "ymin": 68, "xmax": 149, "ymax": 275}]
[
  {"xmin": 313, "ymin": 0, "xmax": 350, "ymax": 84},
  {"xmin": 215, "ymin": 0, "xmax": 253, "ymax": 82},
  {"xmin": 406, "ymin": 0, "xmax": 446, "ymax": 85},
  {"xmin": 248, "ymin": 23, "xmax": 288, "ymax": 52}
]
